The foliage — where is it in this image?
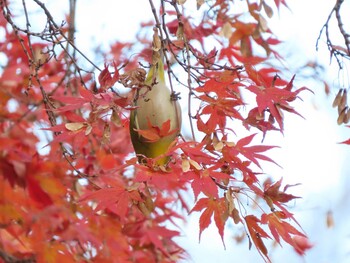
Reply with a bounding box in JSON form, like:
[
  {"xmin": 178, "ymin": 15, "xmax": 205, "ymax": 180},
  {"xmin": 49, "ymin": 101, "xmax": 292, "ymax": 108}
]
[{"xmin": 1, "ymin": 0, "xmax": 338, "ymax": 262}]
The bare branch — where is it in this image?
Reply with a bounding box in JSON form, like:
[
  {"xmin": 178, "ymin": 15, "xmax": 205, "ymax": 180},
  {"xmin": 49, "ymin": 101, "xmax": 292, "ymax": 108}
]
[
  {"xmin": 32, "ymin": 0, "xmax": 101, "ymax": 71},
  {"xmin": 317, "ymin": 0, "xmax": 350, "ymax": 69}
]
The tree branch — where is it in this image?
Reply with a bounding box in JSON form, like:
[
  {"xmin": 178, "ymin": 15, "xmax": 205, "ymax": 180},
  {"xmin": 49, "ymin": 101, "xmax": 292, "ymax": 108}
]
[{"xmin": 316, "ymin": 0, "xmax": 350, "ymax": 69}]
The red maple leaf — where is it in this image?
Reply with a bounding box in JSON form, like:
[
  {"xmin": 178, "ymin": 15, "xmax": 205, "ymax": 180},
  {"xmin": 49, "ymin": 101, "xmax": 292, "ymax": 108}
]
[
  {"xmin": 245, "ymin": 215, "xmax": 271, "ymax": 261},
  {"xmin": 244, "ymin": 107, "xmax": 280, "ymax": 138},
  {"xmin": 224, "ymin": 133, "xmax": 278, "ymax": 169},
  {"xmin": 195, "ymin": 71, "xmax": 245, "ymax": 134},
  {"xmin": 339, "ymin": 125, "xmax": 350, "ymax": 144},
  {"xmin": 98, "ymin": 62, "xmax": 120, "ymax": 91},
  {"xmin": 144, "ymin": 225, "xmax": 181, "ymax": 256},
  {"xmin": 26, "ymin": 174, "xmax": 53, "ymax": 208},
  {"xmin": 51, "ymin": 86, "xmax": 95, "ymax": 112},
  {"xmin": 246, "ymin": 66, "xmax": 310, "ymax": 130},
  {"xmin": 79, "ymin": 186, "xmax": 142, "ymax": 220},
  {"xmin": 263, "ymin": 178, "xmax": 300, "ymax": 209},
  {"xmin": 134, "ymin": 119, "xmax": 178, "ymax": 143},
  {"xmin": 192, "ymin": 47, "xmax": 217, "ymax": 68},
  {"xmin": 190, "ymin": 197, "xmax": 228, "ymax": 246},
  {"xmin": 261, "ymin": 212, "xmax": 307, "ymax": 250},
  {"xmin": 340, "ymin": 138, "xmax": 350, "ymax": 144},
  {"xmin": 292, "ymin": 235, "xmax": 313, "ymax": 255},
  {"xmin": 183, "ymin": 166, "xmax": 230, "ymax": 200},
  {"xmin": 185, "ymin": 170, "xmax": 218, "ymax": 200}
]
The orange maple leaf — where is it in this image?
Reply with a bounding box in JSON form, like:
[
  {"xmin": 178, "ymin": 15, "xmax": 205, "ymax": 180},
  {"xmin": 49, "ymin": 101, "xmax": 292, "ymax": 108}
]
[{"xmin": 134, "ymin": 119, "xmax": 178, "ymax": 142}]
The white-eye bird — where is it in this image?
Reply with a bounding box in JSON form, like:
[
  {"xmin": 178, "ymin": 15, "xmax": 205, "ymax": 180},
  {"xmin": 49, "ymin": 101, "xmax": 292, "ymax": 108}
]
[{"xmin": 129, "ymin": 57, "xmax": 181, "ymax": 166}]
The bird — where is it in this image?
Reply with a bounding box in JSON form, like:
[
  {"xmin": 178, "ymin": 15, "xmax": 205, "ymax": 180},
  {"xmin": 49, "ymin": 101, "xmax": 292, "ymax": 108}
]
[{"xmin": 129, "ymin": 55, "xmax": 181, "ymax": 166}]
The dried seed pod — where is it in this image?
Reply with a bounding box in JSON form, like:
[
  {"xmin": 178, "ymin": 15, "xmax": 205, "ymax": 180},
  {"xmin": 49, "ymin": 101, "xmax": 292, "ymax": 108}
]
[
  {"xmin": 345, "ymin": 108, "xmax": 350, "ymax": 124},
  {"xmin": 338, "ymin": 89, "xmax": 347, "ymax": 114},
  {"xmin": 181, "ymin": 158, "xmax": 190, "ymax": 172},
  {"xmin": 326, "ymin": 210, "xmax": 334, "ymax": 229},
  {"xmin": 152, "ymin": 27, "xmax": 161, "ymax": 52},
  {"xmin": 268, "ymin": 113, "xmax": 275, "ymax": 124},
  {"xmin": 232, "ymin": 208, "xmax": 241, "ymax": 224},
  {"xmin": 145, "ymin": 195, "xmax": 155, "ymax": 213},
  {"xmin": 332, "ymin": 89, "xmax": 343, "ymax": 108},
  {"xmin": 137, "ymin": 202, "xmax": 151, "ymax": 217},
  {"xmin": 337, "ymin": 106, "xmax": 347, "ymax": 125}
]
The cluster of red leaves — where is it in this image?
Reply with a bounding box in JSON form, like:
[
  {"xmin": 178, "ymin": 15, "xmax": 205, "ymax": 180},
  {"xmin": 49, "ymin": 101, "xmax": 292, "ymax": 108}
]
[
  {"xmin": 0, "ymin": 0, "xmax": 314, "ymax": 262},
  {"xmin": 0, "ymin": 6, "xmax": 183, "ymax": 262}
]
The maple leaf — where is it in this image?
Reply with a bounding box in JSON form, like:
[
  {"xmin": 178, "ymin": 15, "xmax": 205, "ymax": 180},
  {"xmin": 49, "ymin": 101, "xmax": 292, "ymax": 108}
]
[
  {"xmin": 177, "ymin": 141, "xmax": 216, "ymax": 165},
  {"xmin": 134, "ymin": 164, "xmax": 186, "ymax": 191},
  {"xmin": 144, "ymin": 225, "xmax": 181, "ymax": 256},
  {"xmin": 192, "ymin": 47, "xmax": 217, "ymax": 68},
  {"xmin": 51, "ymin": 95, "xmax": 89, "ymax": 112},
  {"xmin": 244, "ymin": 107, "xmax": 280, "ymax": 139},
  {"xmin": 229, "ymin": 21, "xmax": 256, "ymax": 46},
  {"xmin": 98, "ymin": 62, "xmax": 120, "ymax": 91},
  {"xmin": 263, "ymin": 178, "xmax": 300, "ymax": 209},
  {"xmin": 273, "ymin": 0, "xmax": 289, "ymax": 9},
  {"xmin": 196, "ymin": 108, "xmax": 227, "ymax": 134},
  {"xmin": 190, "ymin": 197, "xmax": 228, "ymax": 246},
  {"xmin": 338, "ymin": 125, "xmax": 350, "ymax": 144},
  {"xmin": 25, "ymin": 158, "xmax": 57, "ymax": 208},
  {"xmin": 134, "ymin": 119, "xmax": 178, "ymax": 143},
  {"xmin": 26, "ymin": 174, "xmax": 53, "ymax": 208},
  {"xmin": 292, "ymin": 235, "xmax": 313, "ymax": 255},
  {"xmin": 225, "ymin": 133, "xmax": 278, "ymax": 169},
  {"xmin": 245, "ymin": 215, "xmax": 271, "ymax": 261},
  {"xmin": 340, "ymin": 138, "xmax": 350, "ymax": 144},
  {"xmin": 0, "ymin": 157, "xmax": 26, "ymax": 187},
  {"xmin": 246, "ymin": 67, "xmax": 310, "ymax": 130},
  {"xmin": 261, "ymin": 212, "xmax": 307, "ymax": 250},
  {"xmin": 195, "ymin": 71, "xmax": 245, "ymax": 134},
  {"xmin": 79, "ymin": 186, "xmax": 142, "ymax": 219},
  {"xmin": 182, "ymin": 158, "xmax": 232, "ymax": 199},
  {"xmin": 51, "ymin": 86, "xmax": 95, "ymax": 112},
  {"xmin": 78, "ymin": 87, "xmax": 96, "ymax": 106},
  {"xmin": 38, "ymin": 242, "xmax": 74, "ymax": 263},
  {"xmin": 134, "ymin": 127, "xmax": 161, "ymax": 142},
  {"xmin": 220, "ymin": 45, "xmax": 266, "ymax": 65},
  {"xmin": 183, "ymin": 169, "xmax": 218, "ymax": 199}
]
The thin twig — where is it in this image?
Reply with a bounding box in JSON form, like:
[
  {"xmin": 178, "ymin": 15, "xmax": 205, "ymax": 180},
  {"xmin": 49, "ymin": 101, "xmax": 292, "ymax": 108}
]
[
  {"xmin": 149, "ymin": 0, "xmax": 184, "ymax": 139},
  {"xmin": 169, "ymin": 0, "xmax": 197, "ymax": 141},
  {"xmin": 334, "ymin": 0, "xmax": 350, "ymax": 55},
  {"xmin": 316, "ymin": 0, "xmax": 350, "ymax": 69},
  {"xmin": 2, "ymin": 0, "xmax": 101, "ymax": 189},
  {"xmin": 32, "ymin": 0, "xmax": 101, "ymax": 71}
]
